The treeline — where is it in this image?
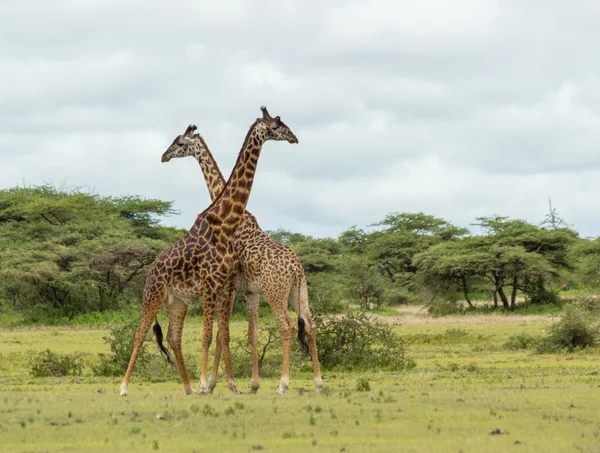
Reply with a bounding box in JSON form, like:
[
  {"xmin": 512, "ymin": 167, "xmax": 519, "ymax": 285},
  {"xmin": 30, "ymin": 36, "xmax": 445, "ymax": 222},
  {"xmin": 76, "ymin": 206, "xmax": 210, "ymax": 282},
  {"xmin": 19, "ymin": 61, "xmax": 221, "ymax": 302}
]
[
  {"xmin": 1, "ymin": 185, "xmax": 600, "ymax": 321},
  {"xmin": 0, "ymin": 185, "xmax": 185, "ymax": 318},
  {"xmin": 272, "ymin": 211, "xmax": 598, "ymax": 314}
]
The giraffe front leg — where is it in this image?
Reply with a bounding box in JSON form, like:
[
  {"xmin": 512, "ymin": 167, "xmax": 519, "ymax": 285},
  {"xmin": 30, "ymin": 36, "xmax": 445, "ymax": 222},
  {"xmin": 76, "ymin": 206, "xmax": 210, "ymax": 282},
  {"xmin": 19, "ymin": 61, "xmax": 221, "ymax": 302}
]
[
  {"xmin": 246, "ymin": 292, "xmax": 261, "ymax": 394},
  {"xmin": 208, "ymin": 288, "xmax": 237, "ymax": 393},
  {"xmin": 198, "ymin": 305, "xmax": 214, "ymax": 395},
  {"xmin": 166, "ymin": 298, "xmax": 193, "ymax": 395},
  {"xmin": 207, "ymin": 330, "xmax": 221, "ymax": 394},
  {"xmin": 217, "ymin": 301, "xmax": 239, "ymax": 394}
]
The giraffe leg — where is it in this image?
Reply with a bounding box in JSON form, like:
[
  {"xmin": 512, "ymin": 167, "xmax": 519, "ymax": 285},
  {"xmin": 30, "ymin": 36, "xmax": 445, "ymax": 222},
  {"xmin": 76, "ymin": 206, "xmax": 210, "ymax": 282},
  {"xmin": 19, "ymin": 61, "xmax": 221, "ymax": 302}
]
[
  {"xmin": 262, "ymin": 282, "xmax": 294, "ymax": 395},
  {"xmin": 166, "ymin": 297, "xmax": 193, "ymax": 395},
  {"xmin": 207, "ymin": 329, "xmax": 221, "ymax": 393},
  {"xmin": 274, "ymin": 310, "xmax": 293, "ymax": 394},
  {"xmin": 216, "ymin": 289, "xmax": 240, "ymax": 394},
  {"xmin": 198, "ymin": 305, "xmax": 214, "ymax": 395},
  {"xmin": 207, "ymin": 288, "xmax": 237, "ymax": 394},
  {"xmin": 304, "ymin": 315, "xmax": 323, "ymax": 391},
  {"xmin": 246, "ymin": 292, "xmax": 261, "ymax": 394},
  {"xmin": 120, "ymin": 294, "xmax": 163, "ymax": 396}
]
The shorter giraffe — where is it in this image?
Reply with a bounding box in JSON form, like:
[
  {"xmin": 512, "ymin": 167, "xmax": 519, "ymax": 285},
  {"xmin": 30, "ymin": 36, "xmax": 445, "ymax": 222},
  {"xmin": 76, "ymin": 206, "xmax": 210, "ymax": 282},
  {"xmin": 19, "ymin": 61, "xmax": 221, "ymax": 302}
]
[
  {"xmin": 120, "ymin": 107, "xmax": 298, "ymax": 396},
  {"xmin": 162, "ymin": 125, "xmax": 322, "ymax": 394}
]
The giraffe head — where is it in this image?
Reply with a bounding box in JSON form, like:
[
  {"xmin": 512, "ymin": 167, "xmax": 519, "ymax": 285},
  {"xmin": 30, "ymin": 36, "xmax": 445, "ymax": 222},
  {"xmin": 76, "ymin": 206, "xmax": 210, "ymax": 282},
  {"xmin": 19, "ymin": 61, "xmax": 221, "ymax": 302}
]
[
  {"xmin": 161, "ymin": 125, "xmax": 208, "ymax": 163},
  {"xmin": 254, "ymin": 106, "xmax": 298, "ymax": 144}
]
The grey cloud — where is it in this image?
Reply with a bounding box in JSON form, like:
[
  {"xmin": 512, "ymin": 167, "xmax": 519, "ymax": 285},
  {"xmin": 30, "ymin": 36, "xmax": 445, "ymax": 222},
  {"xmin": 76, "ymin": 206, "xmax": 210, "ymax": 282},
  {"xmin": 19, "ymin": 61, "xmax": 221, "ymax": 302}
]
[{"xmin": 2, "ymin": 0, "xmax": 600, "ymax": 239}]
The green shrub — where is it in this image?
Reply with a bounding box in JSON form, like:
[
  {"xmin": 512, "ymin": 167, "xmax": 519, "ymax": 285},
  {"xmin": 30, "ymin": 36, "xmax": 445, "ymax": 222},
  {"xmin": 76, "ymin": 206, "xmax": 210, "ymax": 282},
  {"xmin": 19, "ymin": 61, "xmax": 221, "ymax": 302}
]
[
  {"xmin": 384, "ymin": 286, "xmax": 418, "ymax": 306},
  {"xmin": 537, "ymin": 303, "xmax": 599, "ymax": 353},
  {"xmin": 315, "ymin": 311, "xmax": 413, "ymax": 371},
  {"xmin": 356, "ymin": 377, "xmax": 371, "ymax": 392},
  {"xmin": 503, "ymin": 333, "xmax": 539, "ymax": 350},
  {"xmin": 427, "ymin": 299, "xmax": 463, "ymax": 317},
  {"xmin": 573, "ymin": 295, "xmax": 600, "ymax": 313},
  {"xmin": 91, "ymin": 319, "xmax": 152, "ymax": 376},
  {"xmin": 30, "ymin": 349, "xmax": 83, "ymax": 377},
  {"xmin": 523, "ymin": 278, "xmax": 560, "ymax": 305},
  {"xmin": 91, "ymin": 318, "xmax": 197, "ymax": 381},
  {"xmin": 231, "ymin": 323, "xmax": 282, "ymax": 379}
]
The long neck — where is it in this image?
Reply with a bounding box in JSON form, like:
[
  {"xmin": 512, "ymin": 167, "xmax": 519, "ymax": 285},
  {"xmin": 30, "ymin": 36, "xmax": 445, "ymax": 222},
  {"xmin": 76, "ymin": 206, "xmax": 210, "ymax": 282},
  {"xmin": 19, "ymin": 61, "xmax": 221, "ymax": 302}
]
[
  {"xmin": 194, "ymin": 137, "xmax": 226, "ymax": 202},
  {"xmin": 206, "ymin": 120, "xmax": 267, "ymax": 236}
]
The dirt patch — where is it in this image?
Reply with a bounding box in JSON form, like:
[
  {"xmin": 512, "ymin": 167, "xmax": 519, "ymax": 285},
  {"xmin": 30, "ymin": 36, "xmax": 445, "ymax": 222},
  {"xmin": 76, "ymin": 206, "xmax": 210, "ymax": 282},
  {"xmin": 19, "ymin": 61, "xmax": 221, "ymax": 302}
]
[{"xmin": 370, "ymin": 305, "xmax": 558, "ymax": 326}]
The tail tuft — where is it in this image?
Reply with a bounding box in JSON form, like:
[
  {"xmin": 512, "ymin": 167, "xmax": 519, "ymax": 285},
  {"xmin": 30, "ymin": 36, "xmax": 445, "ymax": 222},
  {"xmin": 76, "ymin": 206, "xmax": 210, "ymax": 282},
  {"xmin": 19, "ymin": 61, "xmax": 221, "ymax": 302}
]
[
  {"xmin": 153, "ymin": 318, "xmax": 172, "ymax": 364},
  {"xmin": 297, "ymin": 318, "xmax": 309, "ymax": 359}
]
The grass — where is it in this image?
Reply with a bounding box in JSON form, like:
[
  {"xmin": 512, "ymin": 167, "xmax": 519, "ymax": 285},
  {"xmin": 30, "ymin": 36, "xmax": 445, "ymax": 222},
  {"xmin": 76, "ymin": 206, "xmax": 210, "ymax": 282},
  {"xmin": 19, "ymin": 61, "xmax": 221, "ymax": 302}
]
[{"xmin": 1, "ymin": 316, "xmax": 600, "ymax": 452}]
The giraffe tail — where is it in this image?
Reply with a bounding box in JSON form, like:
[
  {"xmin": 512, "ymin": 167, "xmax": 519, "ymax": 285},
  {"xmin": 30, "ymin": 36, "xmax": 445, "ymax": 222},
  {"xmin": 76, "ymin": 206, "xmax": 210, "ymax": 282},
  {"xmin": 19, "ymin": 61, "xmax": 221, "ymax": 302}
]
[
  {"xmin": 293, "ymin": 271, "xmax": 310, "ymax": 359},
  {"xmin": 153, "ymin": 317, "xmax": 172, "ymax": 364}
]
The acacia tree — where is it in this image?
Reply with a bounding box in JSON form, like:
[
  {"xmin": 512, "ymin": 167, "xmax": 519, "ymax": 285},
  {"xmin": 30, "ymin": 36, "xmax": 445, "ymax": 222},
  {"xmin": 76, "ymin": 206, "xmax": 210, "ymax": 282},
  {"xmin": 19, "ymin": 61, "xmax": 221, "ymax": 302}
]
[
  {"xmin": 413, "ymin": 238, "xmax": 483, "ymax": 307},
  {"xmin": 88, "ymin": 240, "xmax": 162, "ymax": 310},
  {"xmin": 415, "ymin": 216, "xmax": 576, "ymax": 311},
  {"xmin": 0, "ymin": 185, "xmax": 180, "ymax": 316}
]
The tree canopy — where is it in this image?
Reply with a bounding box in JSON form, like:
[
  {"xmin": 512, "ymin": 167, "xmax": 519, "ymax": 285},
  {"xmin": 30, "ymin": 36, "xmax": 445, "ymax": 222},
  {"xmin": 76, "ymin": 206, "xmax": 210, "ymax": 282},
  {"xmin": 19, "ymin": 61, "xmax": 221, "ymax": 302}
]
[{"xmin": 0, "ymin": 185, "xmax": 592, "ymax": 320}]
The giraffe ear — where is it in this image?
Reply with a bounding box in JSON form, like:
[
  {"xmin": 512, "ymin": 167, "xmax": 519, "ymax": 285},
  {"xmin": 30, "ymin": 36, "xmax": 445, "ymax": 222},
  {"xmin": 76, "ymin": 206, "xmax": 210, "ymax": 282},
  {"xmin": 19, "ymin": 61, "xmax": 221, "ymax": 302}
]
[
  {"xmin": 260, "ymin": 106, "xmax": 273, "ymax": 121},
  {"xmin": 274, "ymin": 116, "xmax": 281, "ymax": 123},
  {"xmin": 184, "ymin": 125, "xmax": 197, "ymax": 137}
]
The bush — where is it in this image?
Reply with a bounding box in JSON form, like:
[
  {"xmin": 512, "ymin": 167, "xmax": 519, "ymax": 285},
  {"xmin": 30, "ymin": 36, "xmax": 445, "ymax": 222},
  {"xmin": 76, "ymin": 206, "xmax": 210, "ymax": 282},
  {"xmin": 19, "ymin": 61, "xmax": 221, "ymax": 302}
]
[
  {"xmin": 427, "ymin": 299, "xmax": 463, "ymax": 317},
  {"xmin": 503, "ymin": 333, "xmax": 539, "ymax": 350},
  {"xmin": 356, "ymin": 377, "xmax": 371, "ymax": 392},
  {"xmin": 306, "ymin": 273, "xmax": 346, "ymax": 315},
  {"xmin": 92, "ymin": 319, "xmax": 152, "ymax": 376},
  {"xmin": 30, "ymin": 349, "xmax": 83, "ymax": 377},
  {"xmin": 91, "ymin": 318, "xmax": 196, "ymax": 381},
  {"xmin": 573, "ymin": 294, "xmax": 600, "ymax": 313},
  {"xmin": 231, "ymin": 323, "xmax": 282, "ymax": 379},
  {"xmin": 384, "ymin": 286, "xmax": 418, "ymax": 306},
  {"xmin": 523, "ymin": 278, "xmax": 560, "ymax": 305},
  {"xmin": 315, "ymin": 311, "xmax": 414, "ymax": 371},
  {"xmin": 537, "ymin": 303, "xmax": 599, "ymax": 353}
]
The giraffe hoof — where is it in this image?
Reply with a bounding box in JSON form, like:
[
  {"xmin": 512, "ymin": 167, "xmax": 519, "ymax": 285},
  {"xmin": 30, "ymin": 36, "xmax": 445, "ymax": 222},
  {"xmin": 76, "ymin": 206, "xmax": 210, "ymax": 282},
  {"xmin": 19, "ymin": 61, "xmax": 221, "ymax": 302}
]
[
  {"xmin": 119, "ymin": 384, "xmax": 128, "ymax": 397},
  {"xmin": 276, "ymin": 388, "xmax": 286, "ymax": 395},
  {"xmin": 198, "ymin": 388, "xmax": 209, "ymax": 395}
]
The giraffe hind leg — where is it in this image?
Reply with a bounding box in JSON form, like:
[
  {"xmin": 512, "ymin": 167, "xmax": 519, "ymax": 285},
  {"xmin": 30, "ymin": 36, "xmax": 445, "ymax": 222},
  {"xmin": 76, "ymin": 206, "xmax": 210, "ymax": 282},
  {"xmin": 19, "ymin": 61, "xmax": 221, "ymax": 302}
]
[
  {"xmin": 120, "ymin": 292, "xmax": 164, "ymax": 396},
  {"xmin": 297, "ymin": 280, "xmax": 323, "ymax": 391},
  {"xmin": 166, "ymin": 297, "xmax": 193, "ymax": 395}
]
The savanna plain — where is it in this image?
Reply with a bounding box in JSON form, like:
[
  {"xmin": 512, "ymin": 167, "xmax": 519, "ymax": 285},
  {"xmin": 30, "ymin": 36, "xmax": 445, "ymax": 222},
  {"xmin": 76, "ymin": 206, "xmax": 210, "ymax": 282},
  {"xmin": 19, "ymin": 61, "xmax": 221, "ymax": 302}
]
[{"xmin": 1, "ymin": 307, "xmax": 599, "ymax": 453}]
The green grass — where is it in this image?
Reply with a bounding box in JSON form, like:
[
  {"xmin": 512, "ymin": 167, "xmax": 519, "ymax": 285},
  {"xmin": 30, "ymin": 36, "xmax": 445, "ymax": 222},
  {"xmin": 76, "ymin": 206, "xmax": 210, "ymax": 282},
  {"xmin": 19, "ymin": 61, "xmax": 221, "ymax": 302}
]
[{"xmin": 1, "ymin": 318, "xmax": 599, "ymax": 452}]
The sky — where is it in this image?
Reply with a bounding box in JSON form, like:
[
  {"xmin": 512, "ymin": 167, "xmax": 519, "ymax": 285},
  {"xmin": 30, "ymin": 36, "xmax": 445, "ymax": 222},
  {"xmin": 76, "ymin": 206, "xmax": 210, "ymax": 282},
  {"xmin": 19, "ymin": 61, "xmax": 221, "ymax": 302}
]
[{"xmin": 2, "ymin": 0, "xmax": 600, "ymax": 238}]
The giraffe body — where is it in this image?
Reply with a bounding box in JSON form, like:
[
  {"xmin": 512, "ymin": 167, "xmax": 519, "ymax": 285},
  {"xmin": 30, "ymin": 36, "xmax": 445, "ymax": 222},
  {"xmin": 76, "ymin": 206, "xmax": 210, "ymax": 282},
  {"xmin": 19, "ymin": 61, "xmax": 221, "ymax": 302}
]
[
  {"xmin": 162, "ymin": 130, "xmax": 322, "ymax": 394},
  {"xmin": 120, "ymin": 107, "xmax": 298, "ymax": 396}
]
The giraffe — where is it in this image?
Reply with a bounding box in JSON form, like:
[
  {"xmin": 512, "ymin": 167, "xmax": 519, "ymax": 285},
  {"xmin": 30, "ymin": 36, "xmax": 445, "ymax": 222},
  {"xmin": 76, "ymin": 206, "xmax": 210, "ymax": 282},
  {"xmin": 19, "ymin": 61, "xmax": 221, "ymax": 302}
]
[
  {"xmin": 120, "ymin": 106, "xmax": 298, "ymax": 396},
  {"xmin": 161, "ymin": 123, "xmax": 322, "ymax": 395}
]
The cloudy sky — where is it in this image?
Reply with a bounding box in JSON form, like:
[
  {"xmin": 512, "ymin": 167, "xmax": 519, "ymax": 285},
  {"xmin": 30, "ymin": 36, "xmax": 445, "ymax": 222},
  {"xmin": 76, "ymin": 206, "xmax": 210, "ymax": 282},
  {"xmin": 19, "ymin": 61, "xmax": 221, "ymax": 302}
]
[{"xmin": 2, "ymin": 0, "xmax": 600, "ymax": 238}]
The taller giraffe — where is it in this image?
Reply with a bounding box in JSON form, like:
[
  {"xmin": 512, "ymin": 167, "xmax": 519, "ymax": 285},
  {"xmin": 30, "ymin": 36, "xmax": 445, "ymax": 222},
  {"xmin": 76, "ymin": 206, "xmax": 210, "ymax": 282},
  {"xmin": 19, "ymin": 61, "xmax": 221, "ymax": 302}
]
[
  {"xmin": 120, "ymin": 106, "xmax": 298, "ymax": 396},
  {"xmin": 161, "ymin": 124, "xmax": 322, "ymax": 394}
]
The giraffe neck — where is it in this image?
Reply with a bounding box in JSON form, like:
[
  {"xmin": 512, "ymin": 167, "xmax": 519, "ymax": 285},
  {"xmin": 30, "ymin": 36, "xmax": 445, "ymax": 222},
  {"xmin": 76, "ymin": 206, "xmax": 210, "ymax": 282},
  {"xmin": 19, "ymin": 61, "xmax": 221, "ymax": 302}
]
[
  {"xmin": 194, "ymin": 137, "xmax": 226, "ymax": 202},
  {"xmin": 203, "ymin": 120, "xmax": 267, "ymax": 236}
]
